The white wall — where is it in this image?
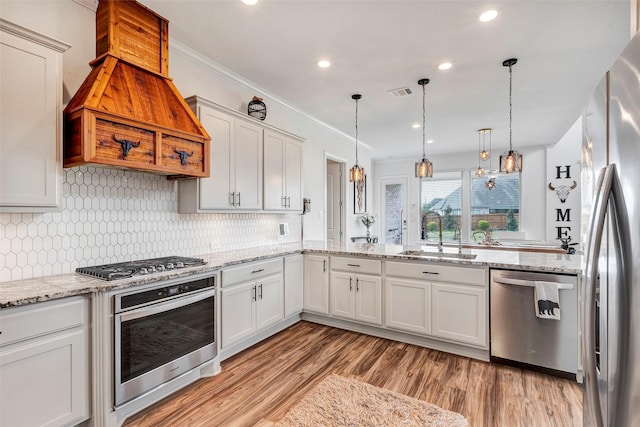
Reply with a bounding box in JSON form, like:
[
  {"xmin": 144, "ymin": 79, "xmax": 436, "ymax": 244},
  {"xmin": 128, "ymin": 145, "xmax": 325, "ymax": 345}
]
[{"xmin": 0, "ymin": 0, "xmax": 372, "ymax": 281}]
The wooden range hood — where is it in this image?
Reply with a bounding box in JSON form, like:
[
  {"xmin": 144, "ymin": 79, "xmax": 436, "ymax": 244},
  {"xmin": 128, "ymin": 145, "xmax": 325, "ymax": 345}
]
[{"xmin": 64, "ymin": 0, "xmax": 210, "ymax": 179}]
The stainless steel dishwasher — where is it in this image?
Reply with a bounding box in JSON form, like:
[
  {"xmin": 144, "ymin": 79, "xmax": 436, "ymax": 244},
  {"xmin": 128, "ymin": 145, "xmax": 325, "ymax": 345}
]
[{"xmin": 490, "ymin": 268, "xmax": 578, "ymax": 379}]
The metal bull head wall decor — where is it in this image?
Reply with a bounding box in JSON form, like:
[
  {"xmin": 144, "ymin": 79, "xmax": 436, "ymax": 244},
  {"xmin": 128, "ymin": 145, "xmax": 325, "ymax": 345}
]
[{"xmin": 548, "ymin": 180, "xmax": 577, "ymax": 203}]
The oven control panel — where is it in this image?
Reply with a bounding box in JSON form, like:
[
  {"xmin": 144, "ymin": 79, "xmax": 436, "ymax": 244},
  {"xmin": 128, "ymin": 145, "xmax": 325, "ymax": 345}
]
[{"xmin": 117, "ymin": 276, "xmax": 215, "ymax": 312}]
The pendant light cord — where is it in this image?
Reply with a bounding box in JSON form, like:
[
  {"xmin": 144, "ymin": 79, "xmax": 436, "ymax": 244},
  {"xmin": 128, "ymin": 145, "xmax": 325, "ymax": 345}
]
[
  {"xmin": 355, "ymin": 97, "xmax": 359, "ymax": 165},
  {"xmin": 422, "ymin": 83, "xmax": 426, "ymax": 158},
  {"xmin": 508, "ymin": 64, "xmax": 513, "ymax": 152}
]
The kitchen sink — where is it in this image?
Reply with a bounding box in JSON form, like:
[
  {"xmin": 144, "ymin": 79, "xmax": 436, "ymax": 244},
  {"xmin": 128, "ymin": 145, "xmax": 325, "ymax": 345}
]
[{"xmin": 399, "ymin": 250, "xmax": 477, "ymax": 260}]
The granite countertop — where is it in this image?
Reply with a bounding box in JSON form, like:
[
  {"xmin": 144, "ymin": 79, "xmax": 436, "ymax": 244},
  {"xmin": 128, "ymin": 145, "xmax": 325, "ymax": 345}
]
[{"xmin": 0, "ymin": 241, "xmax": 582, "ymax": 309}]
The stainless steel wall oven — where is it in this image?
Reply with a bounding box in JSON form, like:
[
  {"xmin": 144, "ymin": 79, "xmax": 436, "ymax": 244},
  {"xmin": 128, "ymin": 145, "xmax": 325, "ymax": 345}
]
[{"xmin": 114, "ymin": 274, "xmax": 216, "ymax": 407}]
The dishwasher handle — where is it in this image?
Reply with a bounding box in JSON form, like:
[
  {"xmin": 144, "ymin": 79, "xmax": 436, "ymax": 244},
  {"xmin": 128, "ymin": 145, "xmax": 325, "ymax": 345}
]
[{"xmin": 493, "ymin": 277, "xmax": 574, "ymax": 290}]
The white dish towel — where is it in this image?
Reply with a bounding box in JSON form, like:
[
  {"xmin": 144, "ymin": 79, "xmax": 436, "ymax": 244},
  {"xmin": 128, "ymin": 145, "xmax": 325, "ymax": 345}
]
[{"xmin": 534, "ymin": 281, "xmax": 561, "ymax": 320}]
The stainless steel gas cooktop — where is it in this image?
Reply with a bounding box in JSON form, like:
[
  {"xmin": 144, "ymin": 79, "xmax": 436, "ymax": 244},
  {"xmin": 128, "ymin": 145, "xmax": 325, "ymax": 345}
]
[{"xmin": 76, "ymin": 256, "xmax": 207, "ymax": 281}]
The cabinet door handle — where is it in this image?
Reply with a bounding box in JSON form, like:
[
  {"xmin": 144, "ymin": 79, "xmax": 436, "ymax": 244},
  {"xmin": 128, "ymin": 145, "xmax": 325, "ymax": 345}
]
[
  {"xmin": 356, "ymin": 277, "xmax": 359, "ymax": 292},
  {"xmin": 230, "ymin": 192, "xmax": 236, "ymax": 207},
  {"xmin": 347, "ymin": 263, "xmax": 360, "ymax": 267},
  {"xmin": 286, "ymin": 196, "xmax": 291, "ymax": 208},
  {"xmin": 349, "ymin": 277, "xmax": 352, "ymax": 291},
  {"xmin": 259, "ymin": 284, "xmax": 263, "ymax": 300},
  {"xmin": 252, "ymin": 285, "xmax": 257, "ymax": 301},
  {"xmin": 251, "ymin": 268, "xmax": 264, "ymax": 274},
  {"xmin": 422, "ymin": 271, "xmax": 439, "ymax": 275},
  {"xmin": 236, "ymin": 192, "xmax": 241, "ymax": 206},
  {"xmin": 323, "ymin": 260, "xmax": 326, "ymax": 272}
]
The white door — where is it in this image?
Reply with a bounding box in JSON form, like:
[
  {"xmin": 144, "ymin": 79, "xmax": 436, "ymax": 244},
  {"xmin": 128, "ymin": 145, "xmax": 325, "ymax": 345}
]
[
  {"xmin": 233, "ymin": 119, "xmax": 263, "ymax": 210},
  {"xmin": 380, "ymin": 177, "xmax": 408, "ymax": 245},
  {"xmin": 385, "ymin": 277, "xmax": 431, "ymax": 335},
  {"xmin": 221, "ymin": 282, "xmax": 256, "ymax": 348},
  {"xmin": 198, "ymin": 107, "xmax": 233, "ymax": 209},
  {"xmin": 326, "ymin": 160, "xmax": 343, "ymax": 245},
  {"xmin": 431, "ymin": 282, "xmax": 487, "ymax": 347},
  {"xmin": 330, "ymin": 272, "xmax": 355, "ymax": 320}
]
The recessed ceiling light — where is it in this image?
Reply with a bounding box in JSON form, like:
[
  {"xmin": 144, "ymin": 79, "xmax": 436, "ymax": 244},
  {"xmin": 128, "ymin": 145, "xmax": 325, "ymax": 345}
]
[
  {"xmin": 242, "ymin": 0, "xmax": 260, "ymax": 5},
  {"xmin": 317, "ymin": 60, "xmax": 331, "ymax": 68},
  {"xmin": 412, "ymin": 123, "xmax": 420, "ymax": 129},
  {"xmin": 479, "ymin": 10, "xmax": 498, "ymax": 22},
  {"xmin": 427, "ymin": 139, "xmax": 434, "ymax": 144},
  {"xmin": 438, "ymin": 62, "xmax": 452, "ymax": 70}
]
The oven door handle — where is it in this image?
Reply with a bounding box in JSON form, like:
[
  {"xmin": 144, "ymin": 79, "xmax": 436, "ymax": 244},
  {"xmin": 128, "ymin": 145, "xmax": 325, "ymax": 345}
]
[{"xmin": 117, "ymin": 288, "xmax": 215, "ymax": 323}]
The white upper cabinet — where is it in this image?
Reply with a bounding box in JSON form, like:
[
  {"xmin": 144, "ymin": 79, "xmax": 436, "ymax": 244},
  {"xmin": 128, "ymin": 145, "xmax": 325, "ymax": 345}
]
[
  {"xmin": 0, "ymin": 19, "xmax": 70, "ymax": 212},
  {"xmin": 178, "ymin": 96, "xmax": 303, "ymax": 213},
  {"xmin": 178, "ymin": 98, "xmax": 263, "ymax": 212},
  {"xmin": 263, "ymin": 129, "xmax": 303, "ymax": 211}
]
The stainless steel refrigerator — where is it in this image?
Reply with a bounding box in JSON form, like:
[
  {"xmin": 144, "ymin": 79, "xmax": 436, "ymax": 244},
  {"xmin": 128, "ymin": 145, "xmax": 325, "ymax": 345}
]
[{"xmin": 582, "ymin": 32, "xmax": 640, "ymax": 426}]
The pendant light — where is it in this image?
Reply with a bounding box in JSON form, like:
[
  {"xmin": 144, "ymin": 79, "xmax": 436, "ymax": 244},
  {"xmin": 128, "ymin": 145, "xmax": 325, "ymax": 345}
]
[
  {"xmin": 415, "ymin": 78, "xmax": 433, "ymax": 178},
  {"xmin": 349, "ymin": 94, "xmax": 365, "ymax": 183},
  {"xmin": 499, "ymin": 58, "xmax": 523, "ymax": 173},
  {"xmin": 475, "ymin": 128, "xmax": 492, "ymax": 177}
]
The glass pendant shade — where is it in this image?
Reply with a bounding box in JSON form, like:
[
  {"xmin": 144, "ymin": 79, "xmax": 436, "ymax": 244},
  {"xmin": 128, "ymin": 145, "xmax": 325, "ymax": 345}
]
[
  {"xmin": 349, "ymin": 94, "xmax": 365, "ymax": 183},
  {"xmin": 415, "ymin": 158, "xmax": 433, "ymax": 178},
  {"xmin": 499, "ymin": 58, "xmax": 523, "ymax": 174},
  {"xmin": 475, "ymin": 166, "xmax": 485, "ymax": 177},
  {"xmin": 499, "ymin": 150, "xmax": 523, "ymax": 174},
  {"xmin": 480, "ymin": 150, "xmax": 490, "ymax": 161},
  {"xmin": 349, "ymin": 165, "xmax": 364, "ymax": 182},
  {"xmin": 486, "ymin": 177, "xmax": 496, "ymax": 190}
]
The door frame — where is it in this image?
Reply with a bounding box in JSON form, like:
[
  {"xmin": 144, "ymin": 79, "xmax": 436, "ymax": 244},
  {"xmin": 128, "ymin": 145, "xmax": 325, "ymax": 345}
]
[
  {"xmin": 325, "ymin": 152, "xmax": 347, "ymax": 245},
  {"xmin": 379, "ymin": 175, "xmax": 409, "ymax": 245}
]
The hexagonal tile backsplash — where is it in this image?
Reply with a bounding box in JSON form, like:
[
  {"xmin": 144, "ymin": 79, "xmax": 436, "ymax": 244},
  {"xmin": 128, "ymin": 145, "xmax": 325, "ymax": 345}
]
[{"xmin": 0, "ymin": 167, "xmax": 301, "ymax": 282}]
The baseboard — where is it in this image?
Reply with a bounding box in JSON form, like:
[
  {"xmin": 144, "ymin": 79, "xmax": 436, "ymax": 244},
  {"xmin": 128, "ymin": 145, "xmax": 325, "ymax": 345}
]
[{"xmin": 301, "ymin": 312, "xmax": 490, "ymax": 362}]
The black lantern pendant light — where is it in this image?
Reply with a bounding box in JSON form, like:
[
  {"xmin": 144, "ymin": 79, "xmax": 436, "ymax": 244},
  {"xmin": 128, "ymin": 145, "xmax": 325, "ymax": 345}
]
[
  {"xmin": 349, "ymin": 94, "xmax": 365, "ymax": 183},
  {"xmin": 499, "ymin": 58, "xmax": 523, "ymax": 173},
  {"xmin": 248, "ymin": 96, "xmax": 267, "ymax": 121},
  {"xmin": 415, "ymin": 78, "xmax": 433, "ymax": 178}
]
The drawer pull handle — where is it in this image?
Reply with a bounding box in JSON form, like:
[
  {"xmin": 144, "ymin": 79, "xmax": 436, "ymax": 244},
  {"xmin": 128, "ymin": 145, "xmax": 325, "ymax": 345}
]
[
  {"xmin": 251, "ymin": 269, "xmax": 265, "ymax": 274},
  {"xmin": 347, "ymin": 264, "xmax": 361, "ymax": 267},
  {"xmin": 113, "ymin": 135, "xmax": 140, "ymax": 158},
  {"xmin": 349, "ymin": 277, "xmax": 353, "ymax": 291},
  {"xmin": 422, "ymin": 271, "xmax": 439, "ymax": 275},
  {"xmin": 173, "ymin": 148, "xmax": 194, "ymax": 166}
]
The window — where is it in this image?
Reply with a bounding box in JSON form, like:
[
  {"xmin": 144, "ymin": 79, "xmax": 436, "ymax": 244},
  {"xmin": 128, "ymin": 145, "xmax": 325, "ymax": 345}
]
[
  {"xmin": 420, "ymin": 172, "xmax": 462, "ymax": 242},
  {"xmin": 471, "ymin": 174, "xmax": 520, "ymax": 240},
  {"xmin": 418, "ymin": 172, "xmax": 521, "ymax": 243}
]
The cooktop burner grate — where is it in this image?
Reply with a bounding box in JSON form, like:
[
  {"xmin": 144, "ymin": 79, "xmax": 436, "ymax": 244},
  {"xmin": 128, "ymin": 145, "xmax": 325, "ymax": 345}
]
[{"xmin": 76, "ymin": 256, "xmax": 206, "ymax": 281}]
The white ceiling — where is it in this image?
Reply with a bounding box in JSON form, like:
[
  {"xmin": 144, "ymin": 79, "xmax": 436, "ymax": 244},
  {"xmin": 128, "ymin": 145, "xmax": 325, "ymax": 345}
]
[{"xmin": 141, "ymin": 0, "xmax": 630, "ymax": 160}]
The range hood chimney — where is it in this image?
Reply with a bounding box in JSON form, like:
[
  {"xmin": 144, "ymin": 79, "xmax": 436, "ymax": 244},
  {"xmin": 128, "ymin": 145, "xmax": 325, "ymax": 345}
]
[{"xmin": 63, "ymin": 0, "xmax": 210, "ymax": 179}]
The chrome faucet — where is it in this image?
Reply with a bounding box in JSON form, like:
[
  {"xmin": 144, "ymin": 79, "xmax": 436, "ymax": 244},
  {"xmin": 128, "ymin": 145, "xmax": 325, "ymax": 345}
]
[
  {"xmin": 426, "ymin": 210, "xmax": 443, "ymax": 253},
  {"xmin": 455, "ymin": 224, "xmax": 462, "ymax": 254}
]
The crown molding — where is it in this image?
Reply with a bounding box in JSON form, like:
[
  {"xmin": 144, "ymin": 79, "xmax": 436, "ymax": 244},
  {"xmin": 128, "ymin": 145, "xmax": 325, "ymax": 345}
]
[
  {"xmin": 0, "ymin": 18, "xmax": 71, "ymax": 52},
  {"xmin": 170, "ymin": 38, "xmax": 372, "ymax": 151},
  {"xmin": 72, "ymin": 0, "xmax": 99, "ymax": 12}
]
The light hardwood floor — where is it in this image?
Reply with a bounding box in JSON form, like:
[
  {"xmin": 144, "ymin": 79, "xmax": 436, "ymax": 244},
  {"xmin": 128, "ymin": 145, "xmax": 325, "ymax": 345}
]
[{"xmin": 124, "ymin": 321, "xmax": 582, "ymax": 427}]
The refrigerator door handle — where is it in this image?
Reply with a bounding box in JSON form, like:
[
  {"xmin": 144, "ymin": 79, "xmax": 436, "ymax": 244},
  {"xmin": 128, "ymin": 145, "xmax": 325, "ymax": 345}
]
[
  {"xmin": 584, "ymin": 163, "xmax": 632, "ymax": 427},
  {"xmin": 584, "ymin": 166, "xmax": 608, "ymax": 427}
]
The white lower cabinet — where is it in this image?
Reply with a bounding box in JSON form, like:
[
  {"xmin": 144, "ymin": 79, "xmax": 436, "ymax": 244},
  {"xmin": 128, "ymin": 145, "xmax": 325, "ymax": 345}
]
[
  {"xmin": 330, "ymin": 272, "xmax": 382, "ymax": 325},
  {"xmin": 303, "ymin": 255, "xmax": 329, "ymax": 315},
  {"xmin": 385, "ymin": 277, "xmax": 431, "ymax": 335},
  {"xmin": 221, "ymin": 259, "xmax": 284, "ymax": 349},
  {"xmin": 284, "ymin": 254, "xmax": 304, "ymax": 317},
  {"xmin": 431, "ymin": 282, "xmax": 487, "ymax": 347},
  {"xmin": 0, "ymin": 297, "xmax": 90, "ymax": 427},
  {"xmin": 329, "ymin": 256, "xmax": 382, "ymax": 326},
  {"xmin": 384, "ymin": 260, "xmax": 488, "ymax": 349}
]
